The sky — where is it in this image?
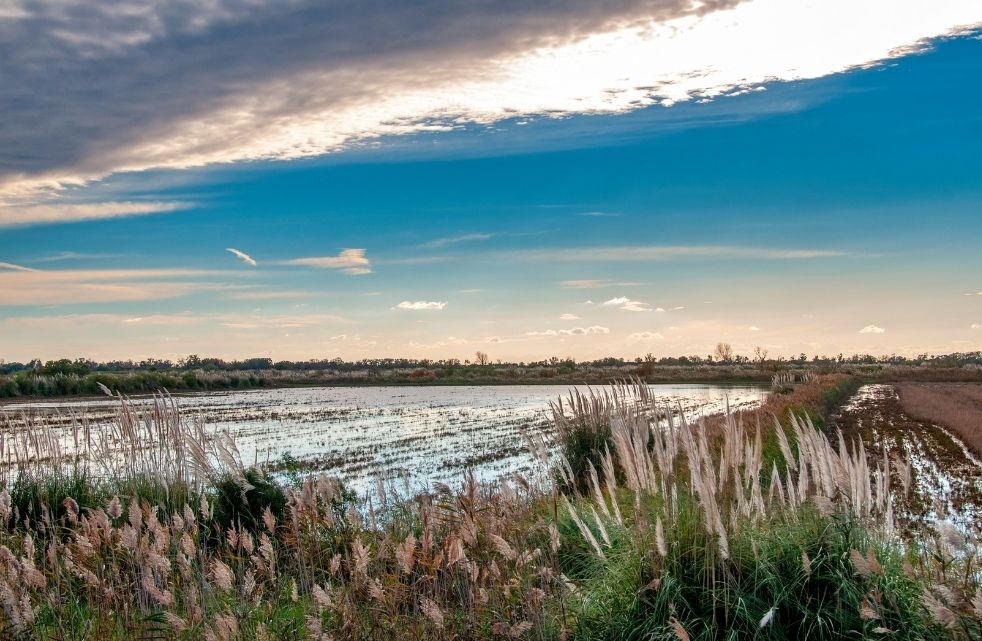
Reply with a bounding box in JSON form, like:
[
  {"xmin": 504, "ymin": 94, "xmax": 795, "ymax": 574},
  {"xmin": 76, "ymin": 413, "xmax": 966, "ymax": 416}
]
[{"xmin": 1, "ymin": 0, "xmax": 981, "ymax": 363}]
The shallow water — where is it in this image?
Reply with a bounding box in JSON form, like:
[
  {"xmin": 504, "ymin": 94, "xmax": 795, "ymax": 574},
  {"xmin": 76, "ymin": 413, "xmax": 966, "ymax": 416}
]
[{"xmin": 3, "ymin": 383, "xmax": 768, "ymax": 491}]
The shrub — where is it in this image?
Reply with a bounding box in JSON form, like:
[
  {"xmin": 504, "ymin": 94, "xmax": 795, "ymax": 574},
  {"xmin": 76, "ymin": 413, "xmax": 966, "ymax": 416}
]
[{"xmin": 210, "ymin": 468, "xmax": 288, "ymax": 534}]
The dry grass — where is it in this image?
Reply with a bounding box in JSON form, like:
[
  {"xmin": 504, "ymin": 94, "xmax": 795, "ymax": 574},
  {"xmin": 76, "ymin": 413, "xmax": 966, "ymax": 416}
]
[{"xmin": 895, "ymin": 383, "xmax": 982, "ymax": 455}]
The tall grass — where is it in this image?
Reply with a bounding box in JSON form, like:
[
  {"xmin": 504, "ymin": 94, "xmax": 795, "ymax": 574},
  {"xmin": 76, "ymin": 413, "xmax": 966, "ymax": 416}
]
[{"xmin": 0, "ymin": 380, "xmax": 977, "ymax": 639}]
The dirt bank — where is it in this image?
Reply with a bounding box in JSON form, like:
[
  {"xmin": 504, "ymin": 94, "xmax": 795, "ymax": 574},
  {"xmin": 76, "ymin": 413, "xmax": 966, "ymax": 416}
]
[{"xmin": 895, "ymin": 382, "xmax": 982, "ymax": 456}]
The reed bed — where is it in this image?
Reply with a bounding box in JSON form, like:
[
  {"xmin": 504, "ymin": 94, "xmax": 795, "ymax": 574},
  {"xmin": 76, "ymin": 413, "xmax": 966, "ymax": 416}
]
[{"xmin": 0, "ymin": 379, "xmax": 977, "ymax": 640}]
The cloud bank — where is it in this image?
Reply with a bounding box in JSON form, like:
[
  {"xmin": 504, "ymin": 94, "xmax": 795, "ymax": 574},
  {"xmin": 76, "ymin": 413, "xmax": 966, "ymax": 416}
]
[
  {"xmin": 1, "ymin": 0, "xmax": 978, "ymax": 206},
  {"xmin": 0, "ymin": 267, "xmax": 228, "ymax": 305}
]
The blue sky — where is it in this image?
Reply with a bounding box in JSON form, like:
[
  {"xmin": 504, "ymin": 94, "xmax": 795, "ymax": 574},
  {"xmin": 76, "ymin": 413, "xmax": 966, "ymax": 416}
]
[{"xmin": 0, "ymin": 2, "xmax": 980, "ymax": 361}]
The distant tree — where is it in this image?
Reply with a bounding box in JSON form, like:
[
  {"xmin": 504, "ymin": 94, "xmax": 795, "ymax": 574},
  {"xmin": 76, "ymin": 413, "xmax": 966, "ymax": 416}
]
[
  {"xmin": 753, "ymin": 346, "xmax": 769, "ymax": 370},
  {"xmin": 714, "ymin": 342, "xmax": 734, "ymax": 363},
  {"xmin": 40, "ymin": 358, "xmax": 90, "ymax": 376},
  {"xmin": 475, "ymin": 351, "xmax": 490, "ymax": 366},
  {"xmin": 180, "ymin": 354, "xmax": 203, "ymax": 368}
]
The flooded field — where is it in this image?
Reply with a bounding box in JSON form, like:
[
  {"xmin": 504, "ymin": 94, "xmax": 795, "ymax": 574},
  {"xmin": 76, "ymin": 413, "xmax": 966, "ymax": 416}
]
[
  {"xmin": 834, "ymin": 384, "xmax": 982, "ymax": 531},
  {"xmin": 1, "ymin": 383, "xmax": 767, "ymax": 491}
]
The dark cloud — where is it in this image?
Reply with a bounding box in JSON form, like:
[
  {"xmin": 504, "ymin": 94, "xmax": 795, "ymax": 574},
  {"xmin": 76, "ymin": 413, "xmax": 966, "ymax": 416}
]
[{"xmin": 0, "ymin": 0, "xmax": 742, "ymax": 198}]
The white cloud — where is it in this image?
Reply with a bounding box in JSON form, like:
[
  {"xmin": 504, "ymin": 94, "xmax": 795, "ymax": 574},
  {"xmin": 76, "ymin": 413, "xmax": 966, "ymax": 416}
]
[
  {"xmin": 393, "ymin": 300, "xmax": 447, "ymax": 311},
  {"xmin": 603, "ymin": 296, "xmax": 651, "ymax": 312},
  {"xmin": 628, "ymin": 331, "xmax": 664, "ymax": 340},
  {"xmin": 620, "ymin": 300, "xmax": 651, "ymax": 312},
  {"xmin": 655, "ymin": 307, "xmax": 666, "ymax": 312},
  {"xmin": 226, "ymin": 247, "xmax": 257, "ymax": 266},
  {"xmin": 285, "ymin": 249, "xmax": 372, "ymax": 274},
  {"xmin": 420, "ymin": 233, "xmax": 492, "ymax": 248},
  {"xmin": 526, "ymin": 325, "xmax": 609, "ymax": 336},
  {"xmin": 485, "ymin": 336, "xmax": 502, "ymax": 343},
  {"xmin": 858, "ymin": 324, "xmax": 886, "ymax": 334},
  {"xmin": 971, "ymin": 324, "xmax": 982, "ymax": 330},
  {"xmin": 748, "ymin": 326, "xmax": 760, "ymax": 331},
  {"xmin": 672, "ymin": 306, "xmax": 686, "ymax": 311},
  {"xmin": 0, "ymin": 201, "xmax": 191, "ymax": 227},
  {"xmin": 559, "ymin": 313, "xmax": 580, "ymax": 320}
]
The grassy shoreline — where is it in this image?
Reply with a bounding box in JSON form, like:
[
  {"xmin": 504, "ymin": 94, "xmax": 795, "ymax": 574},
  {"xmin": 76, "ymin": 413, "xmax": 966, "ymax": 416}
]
[{"xmin": 2, "ymin": 363, "xmax": 978, "ymax": 402}]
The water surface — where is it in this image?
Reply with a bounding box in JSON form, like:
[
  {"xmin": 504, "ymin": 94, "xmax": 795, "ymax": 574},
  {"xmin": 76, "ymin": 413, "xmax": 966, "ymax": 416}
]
[{"xmin": 3, "ymin": 383, "xmax": 768, "ymax": 491}]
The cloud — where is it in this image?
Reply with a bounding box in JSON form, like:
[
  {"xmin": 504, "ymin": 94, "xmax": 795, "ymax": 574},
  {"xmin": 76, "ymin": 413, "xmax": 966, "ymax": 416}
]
[
  {"xmin": 971, "ymin": 324, "xmax": 982, "ymax": 330},
  {"xmin": 526, "ymin": 325, "xmax": 609, "ymax": 336},
  {"xmin": 0, "ymin": 261, "xmax": 38, "ymax": 273},
  {"xmin": 509, "ymin": 245, "xmax": 846, "ymax": 262},
  {"xmin": 748, "ymin": 326, "xmax": 760, "ymax": 331},
  {"xmin": 225, "ymin": 290, "xmax": 316, "ymax": 300},
  {"xmin": 485, "ymin": 336, "xmax": 502, "ymax": 343},
  {"xmin": 420, "ymin": 233, "xmax": 492, "ymax": 248},
  {"xmin": 603, "ymin": 296, "xmax": 651, "ymax": 312},
  {"xmin": 858, "ymin": 324, "xmax": 886, "ymax": 334},
  {"xmin": 561, "ymin": 279, "xmax": 611, "ymax": 289},
  {"xmin": 393, "ymin": 300, "xmax": 447, "ymax": 311},
  {"xmin": 0, "ymin": 201, "xmax": 191, "ymax": 227},
  {"xmin": 32, "ymin": 251, "xmax": 118, "ymax": 263},
  {"xmin": 579, "ymin": 211, "xmax": 620, "ymax": 217},
  {"xmin": 0, "ymin": 267, "xmax": 229, "ymax": 305},
  {"xmin": 226, "ymin": 247, "xmax": 257, "ymax": 266},
  {"xmin": 285, "ymin": 249, "xmax": 372, "ymax": 274},
  {"xmin": 409, "ymin": 336, "xmax": 469, "ymax": 349},
  {"xmin": 1, "ymin": 0, "xmax": 976, "ymax": 200},
  {"xmin": 559, "ymin": 313, "xmax": 580, "ymax": 320},
  {"xmin": 628, "ymin": 331, "xmax": 664, "ymax": 340}
]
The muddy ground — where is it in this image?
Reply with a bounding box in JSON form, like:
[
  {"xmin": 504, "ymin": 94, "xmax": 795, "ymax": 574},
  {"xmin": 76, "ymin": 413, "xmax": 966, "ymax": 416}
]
[{"xmin": 833, "ymin": 384, "xmax": 982, "ymax": 532}]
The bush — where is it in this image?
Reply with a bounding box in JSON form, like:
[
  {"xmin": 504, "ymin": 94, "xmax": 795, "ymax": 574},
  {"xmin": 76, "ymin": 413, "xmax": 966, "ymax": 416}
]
[{"xmin": 210, "ymin": 468, "xmax": 288, "ymax": 534}]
